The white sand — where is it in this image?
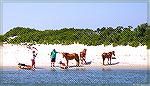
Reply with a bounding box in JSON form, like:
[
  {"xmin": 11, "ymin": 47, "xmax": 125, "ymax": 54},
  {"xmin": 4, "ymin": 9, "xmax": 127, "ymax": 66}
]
[{"xmin": 0, "ymin": 44, "xmax": 149, "ymax": 69}]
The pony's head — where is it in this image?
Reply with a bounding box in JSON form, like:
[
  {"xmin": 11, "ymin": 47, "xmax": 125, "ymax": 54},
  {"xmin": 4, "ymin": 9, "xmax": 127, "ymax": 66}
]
[
  {"xmin": 84, "ymin": 49, "xmax": 87, "ymax": 51},
  {"xmin": 62, "ymin": 52, "xmax": 65, "ymax": 58},
  {"xmin": 62, "ymin": 52, "xmax": 68, "ymax": 58},
  {"xmin": 82, "ymin": 49, "xmax": 87, "ymax": 53},
  {"xmin": 112, "ymin": 51, "xmax": 115, "ymax": 56}
]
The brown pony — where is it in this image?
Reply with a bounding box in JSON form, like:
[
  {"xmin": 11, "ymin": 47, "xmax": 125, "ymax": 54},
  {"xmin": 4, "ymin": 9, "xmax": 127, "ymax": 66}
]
[
  {"xmin": 101, "ymin": 51, "xmax": 115, "ymax": 65},
  {"xmin": 62, "ymin": 52, "xmax": 80, "ymax": 67},
  {"xmin": 80, "ymin": 49, "xmax": 87, "ymax": 64}
]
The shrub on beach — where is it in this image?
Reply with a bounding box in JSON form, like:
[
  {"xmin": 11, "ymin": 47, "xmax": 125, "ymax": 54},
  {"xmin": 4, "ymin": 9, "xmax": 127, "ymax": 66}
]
[
  {"xmin": 3, "ymin": 23, "xmax": 150, "ymax": 48},
  {"xmin": 0, "ymin": 35, "xmax": 3, "ymax": 45},
  {"xmin": 129, "ymin": 41, "xmax": 139, "ymax": 47},
  {"xmin": 112, "ymin": 42, "xmax": 118, "ymax": 47},
  {"xmin": 146, "ymin": 40, "xmax": 150, "ymax": 49}
]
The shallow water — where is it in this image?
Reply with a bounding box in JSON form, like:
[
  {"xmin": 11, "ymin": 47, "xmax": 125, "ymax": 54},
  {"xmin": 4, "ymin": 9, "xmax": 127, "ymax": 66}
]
[{"xmin": 0, "ymin": 67, "xmax": 150, "ymax": 85}]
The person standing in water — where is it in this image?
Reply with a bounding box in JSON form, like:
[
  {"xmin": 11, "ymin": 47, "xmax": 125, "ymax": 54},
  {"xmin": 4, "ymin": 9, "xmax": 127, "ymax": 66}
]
[{"xmin": 50, "ymin": 49, "xmax": 59, "ymax": 67}]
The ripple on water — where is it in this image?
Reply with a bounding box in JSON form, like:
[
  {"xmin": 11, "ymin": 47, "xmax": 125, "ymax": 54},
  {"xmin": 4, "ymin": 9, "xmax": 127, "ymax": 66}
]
[{"xmin": 0, "ymin": 67, "xmax": 149, "ymax": 84}]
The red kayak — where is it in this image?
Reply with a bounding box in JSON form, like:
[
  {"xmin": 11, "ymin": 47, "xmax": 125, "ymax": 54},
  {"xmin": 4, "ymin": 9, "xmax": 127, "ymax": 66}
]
[
  {"xmin": 18, "ymin": 63, "xmax": 33, "ymax": 70},
  {"xmin": 18, "ymin": 65, "xmax": 32, "ymax": 70}
]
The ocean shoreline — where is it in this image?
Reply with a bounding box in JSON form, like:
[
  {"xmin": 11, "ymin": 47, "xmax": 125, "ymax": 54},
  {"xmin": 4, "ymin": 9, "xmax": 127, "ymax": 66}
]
[{"xmin": 0, "ymin": 64, "xmax": 149, "ymax": 70}]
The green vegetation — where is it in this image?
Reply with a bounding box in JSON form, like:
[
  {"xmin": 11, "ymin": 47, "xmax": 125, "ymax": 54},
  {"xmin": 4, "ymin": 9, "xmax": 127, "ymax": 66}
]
[
  {"xmin": 2, "ymin": 23, "xmax": 150, "ymax": 48},
  {"xmin": 0, "ymin": 35, "xmax": 3, "ymax": 45}
]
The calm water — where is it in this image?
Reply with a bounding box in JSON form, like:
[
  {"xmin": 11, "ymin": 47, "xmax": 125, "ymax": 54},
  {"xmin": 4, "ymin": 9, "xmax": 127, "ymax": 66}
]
[{"xmin": 0, "ymin": 67, "xmax": 150, "ymax": 85}]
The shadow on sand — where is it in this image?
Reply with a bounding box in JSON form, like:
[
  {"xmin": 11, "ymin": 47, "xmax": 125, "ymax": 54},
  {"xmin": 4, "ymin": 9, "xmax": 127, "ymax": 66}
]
[
  {"xmin": 69, "ymin": 65, "xmax": 84, "ymax": 68},
  {"xmin": 85, "ymin": 61, "xmax": 92, "ymax": 65},
  {"xmin": 104, "ymin": 62, "xmax": 120, "ymax": 66},
  {"xmin": 65, "ymin": 61, "xmax": 92, "ymax": 68},
  {"xmin": 111, "ymin": 62, "xmax": 120, "ymax": 65},
  {"xmin": 35, "ymin": 67, "xmax": 46, "ymax": 69}
]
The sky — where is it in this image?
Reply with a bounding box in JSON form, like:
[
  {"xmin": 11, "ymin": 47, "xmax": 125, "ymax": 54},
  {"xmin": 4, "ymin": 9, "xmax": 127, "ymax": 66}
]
[{"xmin": 2, "ymin": 3, "xmax": 147, "ymax": 34}]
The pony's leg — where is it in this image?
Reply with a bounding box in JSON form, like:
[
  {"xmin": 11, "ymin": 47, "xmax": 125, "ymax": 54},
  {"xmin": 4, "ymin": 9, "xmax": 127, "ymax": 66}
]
[
  {"xmin": 81, "ymin": 59, "xmax": 83, "ymax": 64},
  {"xmin": 107, "ymin": 58, "xmax": 109, "ymax": 65},
  {"xmin": 66, "ymin": 60, "xmax": 69, "ymax": 67},
  {"xmin": 84, "ymin": 58, "xmax": 86, "ymax": 64},
  {"xmin": 75, "ymin": 58, "xmax": 79, "ymax": 67},
  {"xmin": 76, "ymin": 61, "xmax": 78, "ymax": 67},
  {"xmin": 103, "ymin": 58, "xmax": 105, "ymax": 65},
  {"xmin": 81, "ymin": 57, "xmax": 83, "ymax": 65},
  {"xmin": 77, "ymin": 58, "xmax": 80, "ymax": 66}
]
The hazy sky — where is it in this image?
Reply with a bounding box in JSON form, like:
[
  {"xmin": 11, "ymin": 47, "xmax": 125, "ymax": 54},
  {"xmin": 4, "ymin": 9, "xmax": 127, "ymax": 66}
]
[{"xmin": 3, "ymin": 3, "xmax": 147, "ymax": 34}]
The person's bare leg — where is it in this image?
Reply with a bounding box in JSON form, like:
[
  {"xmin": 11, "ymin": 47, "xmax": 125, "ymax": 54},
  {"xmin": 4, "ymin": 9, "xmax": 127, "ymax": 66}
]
[
  {"xmin": 32, "ymin": 62, "xmax": 34, "ymax": 68},
  {"xmin": 34, "ymin": 64, "xmax": 36, "ymax": 68},
  {"xmin": 53, "ymin": 62, "xmax": 55, "ymax": 67},
  {"xmin": 51, "ymin": 63, "xmax": 53, "ymax": 67}
]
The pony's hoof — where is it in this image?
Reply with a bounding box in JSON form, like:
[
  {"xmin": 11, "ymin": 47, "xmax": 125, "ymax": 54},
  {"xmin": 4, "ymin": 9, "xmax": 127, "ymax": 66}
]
[
  {"xmin": 76, "ymin": 65, "xmax": 79, "ymax": 67},
  {"xmin": 103, "ymin": 64, "xmax": 106, "ymax": 66}
]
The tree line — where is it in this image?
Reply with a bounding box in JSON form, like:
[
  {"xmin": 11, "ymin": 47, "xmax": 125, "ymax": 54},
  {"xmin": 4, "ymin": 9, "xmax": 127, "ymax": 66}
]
[{"xmin": 1, "ymin": 23, "xmax": 150, "ymax": 48}]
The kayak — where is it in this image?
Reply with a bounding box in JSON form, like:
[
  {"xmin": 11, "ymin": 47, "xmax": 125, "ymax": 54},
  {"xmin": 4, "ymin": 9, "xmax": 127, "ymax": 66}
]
[
  {"xmin": 18, "ymin": 63, "xmax": 33, "ymax": 70},
  {"xmin": 18, "ymin": 65, "xmax": 32, "ymax": 70}
]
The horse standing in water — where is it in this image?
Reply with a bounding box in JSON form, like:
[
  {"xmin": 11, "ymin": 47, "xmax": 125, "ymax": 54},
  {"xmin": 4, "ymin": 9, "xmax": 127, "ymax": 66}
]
[
  {"xmin": 62, "ymin": 52, "xmax": 80, "ymax": 67},
  {"xmin": 80, "ymin": 49, "xmax": 87, "ymax": 64},
  {"xmin": 102, "ymin": 51, "xmax": 115, "ymax": 65}
]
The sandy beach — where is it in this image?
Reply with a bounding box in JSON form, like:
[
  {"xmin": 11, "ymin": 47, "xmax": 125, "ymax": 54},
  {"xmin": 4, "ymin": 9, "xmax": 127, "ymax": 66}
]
[{"xmin": 0, "ymin": 44, "xmax": 149, "ymax": 70}]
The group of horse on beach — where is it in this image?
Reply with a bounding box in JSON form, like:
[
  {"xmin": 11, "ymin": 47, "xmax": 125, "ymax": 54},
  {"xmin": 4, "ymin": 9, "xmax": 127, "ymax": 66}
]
[
  {"xmin": 62, "ymin": 49, "xmax": 115, "ymax": 67},
  {"xmin": 18, "ymin": 48, "xmax": 116, "ymax": 70}
]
